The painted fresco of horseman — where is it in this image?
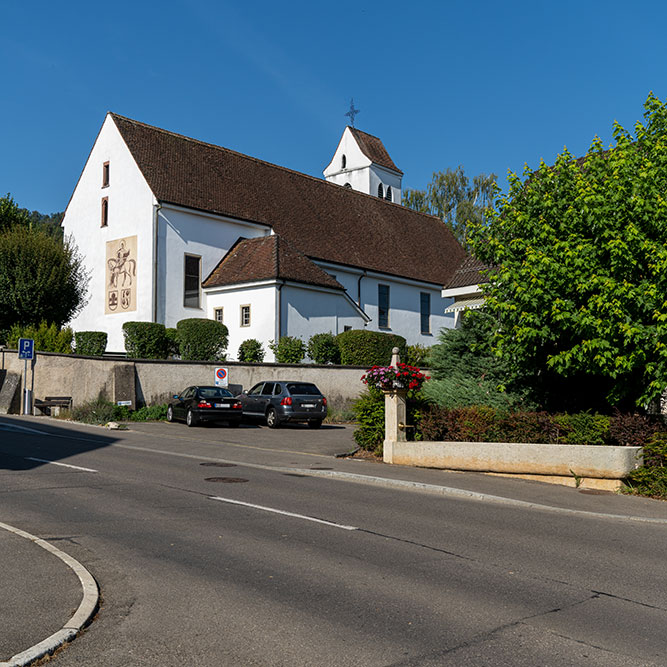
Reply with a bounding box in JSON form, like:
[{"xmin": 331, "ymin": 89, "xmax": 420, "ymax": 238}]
[{"xmin": 108, "ymin": 240, "xmax": 136, "ymax": 288}]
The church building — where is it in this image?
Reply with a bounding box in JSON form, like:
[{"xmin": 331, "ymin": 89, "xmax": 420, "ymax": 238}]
[{"xmin": 62, "ymin": 114, "xmax": 467, "ymax": 359}]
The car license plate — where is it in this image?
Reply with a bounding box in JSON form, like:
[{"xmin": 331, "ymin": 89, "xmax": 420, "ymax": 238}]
[
  {"xmin": 301, "ymin": 403, "xmax": 315, "ymax": 408},
  {"xmin": 214, "ymin": 402, "xmax": 229, "ymax": 408}
]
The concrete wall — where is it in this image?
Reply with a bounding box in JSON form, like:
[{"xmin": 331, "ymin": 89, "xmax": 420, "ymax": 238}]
[{"xmin": 1, "ymin": 350, "xmax": 367, "ymax": 412}]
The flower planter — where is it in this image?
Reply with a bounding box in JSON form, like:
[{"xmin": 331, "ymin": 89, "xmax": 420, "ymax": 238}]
[{"xmin": 383, "ymin": 439, "xmax": 643, "ymax": 480}]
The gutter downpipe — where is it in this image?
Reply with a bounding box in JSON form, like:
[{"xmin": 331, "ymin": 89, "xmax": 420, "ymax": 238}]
[
  {"xmin": 357, "ymin": 270, "xmax": 366, "ymax": 325},
  {"xmin": 152, "ymin": 202, "xmax": 162, "ymax": 323},
  {"xmin": 276, "ymin": 280, "xmax": 285, "ymax": 344}
]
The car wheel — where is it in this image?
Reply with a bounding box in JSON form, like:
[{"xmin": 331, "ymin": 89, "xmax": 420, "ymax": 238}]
[
  {"xmin": 166, "ymin": 405, "xmax": 174, "ymax": 423},
  {"xmin": 186, "ymin": 409, "xmax": 197, "ymax": 427},
  {"xmin": 266, "ymin": 407, "xmax": 280, "ymax": 429},
  {"xmin": 308, "ymin": 419, "xmax": 323, "ymax": 429}
]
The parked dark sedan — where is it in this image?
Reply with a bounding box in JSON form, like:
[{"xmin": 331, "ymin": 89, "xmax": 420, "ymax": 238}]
[
  {"xmin": 167, "ymin": 386, "xmax": 243, "ymax": 427},
  {"xmin": 237, "ymin": 381, "xmax": 327, "ymax": 428}
]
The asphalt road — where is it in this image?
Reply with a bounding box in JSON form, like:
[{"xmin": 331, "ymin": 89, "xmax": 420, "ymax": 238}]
[{"xmin": 1, "ymin": 415, "xmax": 666, "ymax": 666}]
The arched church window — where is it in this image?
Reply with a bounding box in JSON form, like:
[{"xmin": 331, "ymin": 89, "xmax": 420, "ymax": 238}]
[
  {"xmin": 385, "ymin": 187, "xmax": 392, "ymax": 202},
  {"xmin": 377, "ymin": 183, "xmax": 384, "ymax": 198},
  {"xmin": 341, "ymin": 154, "xmax": 347, "ymax": 169},
  {"xmin": 344, "ymin": 182, "xmax": 352, "ymax": 189}
]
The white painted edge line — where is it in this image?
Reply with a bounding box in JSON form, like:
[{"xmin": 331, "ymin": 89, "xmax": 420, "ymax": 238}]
[
  {"xmin": 0, "ymin": 424, "xmax": 51, "ymax": 435},
  {"xmin": 24, "ymin": 457, "xmax": 98, "ymax": 473},
  {"xmin": 210, "ymin": 496, "xmax": 358, "ymax": 530},
  {"xmin": 0, "ymin": 521, "xmax": 99, "ymax": 667}
]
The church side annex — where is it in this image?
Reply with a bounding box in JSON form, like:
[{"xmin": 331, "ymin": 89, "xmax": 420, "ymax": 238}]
[{"xmin": 62, "ymin": 113, "xmax": 467, "ymax": 358}]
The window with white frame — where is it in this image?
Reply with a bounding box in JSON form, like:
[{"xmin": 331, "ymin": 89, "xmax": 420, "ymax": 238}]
[
  {"xmin": 240, "ymin": 304, "xmax": 251, "ymax": 327},
  {"xmin": 214, "ymin": 307, "xmax": 223, "ymax": 324}
]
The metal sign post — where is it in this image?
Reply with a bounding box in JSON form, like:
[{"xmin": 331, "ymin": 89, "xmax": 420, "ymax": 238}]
[
  {"xmin": 214, "ymin": 367, "xmax": 228, "ymax": 388},
  {"xmin": 18, "ymin": 338, "xmax": 35, "ymax": 415}
]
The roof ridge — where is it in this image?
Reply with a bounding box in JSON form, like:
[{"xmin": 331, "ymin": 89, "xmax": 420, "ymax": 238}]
[{"xmin": 109, "ymin": 112, "xmax": 416, "ymax": 211}]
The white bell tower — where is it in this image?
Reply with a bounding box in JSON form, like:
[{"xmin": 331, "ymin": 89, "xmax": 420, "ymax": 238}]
[{"xmin": 324, "ymin": 126, "xmax": 403, "ymax": 203}]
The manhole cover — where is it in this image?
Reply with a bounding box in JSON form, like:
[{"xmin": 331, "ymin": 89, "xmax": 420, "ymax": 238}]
[
  {"xmin": 204, "ymin": 477, "xmax": 248, "ymax": 483},
  {"xmin": 309, "ymin": 467, "xmax": 333, "ymax": 470},
  {"xmin": 200, "ymin": 462, "xmax": 237, "ymax": 467}
]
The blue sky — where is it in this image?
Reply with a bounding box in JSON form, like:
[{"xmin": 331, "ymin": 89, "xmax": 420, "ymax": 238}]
[{"xmin": 3, "ymin": 0, "xmax": 667, "ymax": 214}]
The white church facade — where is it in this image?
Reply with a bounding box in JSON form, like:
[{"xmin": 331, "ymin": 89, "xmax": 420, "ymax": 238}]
[{"xmin": 62, "ymin": 113, "xmax": 467, "ymax": 360}]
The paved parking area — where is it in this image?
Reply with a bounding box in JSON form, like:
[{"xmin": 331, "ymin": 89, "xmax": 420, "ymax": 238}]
[{"xmin": 126, "ymin": 419, "xmax": 359, "ymax": 458}]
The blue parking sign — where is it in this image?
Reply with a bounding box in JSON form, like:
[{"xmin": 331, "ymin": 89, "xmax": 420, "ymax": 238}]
[{"xmin": 18, "ymin": 338, "xmax": 34, "ymax": 360}]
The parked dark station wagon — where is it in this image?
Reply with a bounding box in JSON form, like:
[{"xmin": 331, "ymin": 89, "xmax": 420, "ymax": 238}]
[
  {"xmin": 237, "ymin": 381, "xmax": 327, "ymax": 428},
  {"xmin": 167, "ymin": 386, "xmax": 243, "ymax": 427}
]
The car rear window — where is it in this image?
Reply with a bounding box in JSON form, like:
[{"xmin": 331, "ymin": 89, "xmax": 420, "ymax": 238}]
[
  {"xmin": 198, "ymin": 387, "xmax": 233, "ymax": 398},
  {"xmin": 286, "ymin": 383, "xmax": 320, "ymax": 395}
]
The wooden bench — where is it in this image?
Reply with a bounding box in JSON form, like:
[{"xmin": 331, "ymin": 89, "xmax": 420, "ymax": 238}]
[{"xmin": 34, "ymin": 396, "xmax": 72, "ymax": 416}]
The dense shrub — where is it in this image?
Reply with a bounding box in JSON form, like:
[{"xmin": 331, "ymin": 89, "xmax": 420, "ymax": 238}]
[
  {"xmin": 308, "ymin": 332, "xmax": 340, "ymax": 364},
  {"xmin": 422, "ymin": 376, "xmax": 533, "ymax": 411},
  {"xmin": 608, "ymin": 411, "xmax": 664, "ymax": 447},
  {"xmin": 8, "ymin": 321, "xmax": 73, "ymax": 353},
  {"xmin": 130, "ymin": 404, "xmax": 169, "ymax": 421},
  {"xmin": 353, "ymin": 387, "xmax": 426, "ymax": 455},
  {"xmin": 624, "ymin": 432, "xmax": 667, "ymax": 499},
  {"xmin": 269, "ymin": 336, "xmax": 305, "ymax": 364},
  {"xmin": 123, "ymin": 321, "xmax": 169, "ymax": 359},
  {"xmin": 418, "ymin": 406, "xmax": 658, "ymax": 447},
  {"xmin": 74, "ymin": 331, "xmax": 107, "ymax": 356},
  {"xmin": 352, "ymin": 389, "xmax": 386, "ymax": 455},
  {"xmin": 405, "ymin": 344, "xmax": 430, "ymax": 367},
  {"xmin": 336, "ymin": 330, "xmax": 407, "ymax": 367},
  {"xmin": 176, "ymin": 318, "xmax": 228, "ymax": 361},
  {"xmin": 238, "ymin": 338, "xmax": 265, "ymax": 363},
  {"xmin": 71, "ymin": 397, "xmax": 117, "ymax": 424},
  {"xmin": 165, "ymin": 328, "xmax": 180, "ymax": 357}
]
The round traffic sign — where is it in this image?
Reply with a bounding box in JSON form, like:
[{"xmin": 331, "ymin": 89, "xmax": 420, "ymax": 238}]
[{"xmin": 216, "ymin": 368, "xmax": 227, "ymax": 379}]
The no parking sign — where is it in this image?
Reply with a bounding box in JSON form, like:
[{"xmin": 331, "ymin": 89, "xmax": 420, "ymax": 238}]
[{"xmin": 214, "ymin": 367, "xmax": 228, "ymax": 387}]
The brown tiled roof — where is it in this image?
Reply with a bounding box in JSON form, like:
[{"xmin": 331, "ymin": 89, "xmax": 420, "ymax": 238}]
[
  {"xmin": 110, "ymin": 114, "xmax": 465, "ymax": 286},
  {"xmin": 349, "ymin": 126, "xmax": 403, "ymax": 174},
  {"xmin": 445, "ymin": 255, "xmax": 490, "ymax": 289},
  {"xmin": 203, "ymin": 235, "xmax": 344, "ymax": 290}
]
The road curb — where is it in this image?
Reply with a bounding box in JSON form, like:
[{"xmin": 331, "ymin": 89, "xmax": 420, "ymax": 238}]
[{"xmin": 0, "ymin": 521, "xmax": 99, "ymax": 667}]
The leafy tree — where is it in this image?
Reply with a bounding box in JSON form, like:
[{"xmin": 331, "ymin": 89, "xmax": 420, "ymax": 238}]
[
  {"xmin": 0, "ymin": 194, "xmax": 30, "ymax": 232},
  {"xmin": 403, "ymin": 167, "xmax": 496, "ymax": 245},
  {"xmin": 0, "ymin": 225, "xmax": 89, "ymax": 332},
  {"xmin": 468, "ymin": 93, "xmax": 667, "ymax": 411},
  {"xmin": 238, "ymin": 338, "xmax": 265, "ymax": 363}
]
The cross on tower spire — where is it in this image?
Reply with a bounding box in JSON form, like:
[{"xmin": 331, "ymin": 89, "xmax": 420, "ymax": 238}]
[{"xmin": 345, "ymin": 98, "xmax": 360, "ymax": 127}]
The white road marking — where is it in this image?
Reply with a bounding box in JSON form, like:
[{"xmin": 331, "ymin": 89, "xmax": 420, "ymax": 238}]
[
  {"xmin": 25, "ymin": 457, "xmax": 98, "ymax": 473},
  {"xmin": 210, "ymin": 496, "xmax": 358, "ymax": 530},
  {"xmin": 0, "ymin": 423, "xmax": 52, "ymax": 435}
]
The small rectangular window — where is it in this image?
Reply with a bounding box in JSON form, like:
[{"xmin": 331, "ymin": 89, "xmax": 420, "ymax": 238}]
[
  {"xmin": 378, "ymin": 284, "xmax": 390, "ymax": 328},
  {"xmin": 102, "ymin": 161, "xmax": 110, "ymax": 187},
  {"xmin": 343, "ymin": 325, "xmax": 352, "ymax": 332},
  {"xmin": 240, "ymin": 304, "xmax": 251, "ymax": 327},
  {"xmin": 101, "ymin": 197, "xmax": 108, "ymax": 227},
  {"xmin": 420, "ymin": 292, "xmax": 431, "ymax": 334},
  {"xmin": 214, "ymin": 307, "xmax": 224, "ymax": 324},
  {"xmin": 184, "ymin": 254, "xmax": 201, "ymax": 308}
]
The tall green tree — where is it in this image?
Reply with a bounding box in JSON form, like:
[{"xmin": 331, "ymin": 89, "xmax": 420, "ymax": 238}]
[
  {"xmin": 403, "ymin": 166, "xmax": 496, "ymax": 245},
  {"xmin": 0, "ymin": 195, "xmax": 88, "ymax": 335},
  {"xmin": 468, "ymin": 93, "xmax": 667, "ymax": 411}
]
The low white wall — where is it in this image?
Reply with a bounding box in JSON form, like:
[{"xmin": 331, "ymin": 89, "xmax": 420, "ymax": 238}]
[{"xmin": 384, "ymin": 439, "xmax": 643, "ymax": 479}]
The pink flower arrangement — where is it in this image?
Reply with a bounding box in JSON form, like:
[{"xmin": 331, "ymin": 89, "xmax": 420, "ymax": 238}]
[{"xmin": 361, "ymin": 363, "xmax": 429, "ymax": 392}]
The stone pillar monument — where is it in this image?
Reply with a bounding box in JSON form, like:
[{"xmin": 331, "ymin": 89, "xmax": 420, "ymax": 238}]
[{"xmin": 383, "ymin": 347, "xmax": 407, "ymax": 464}]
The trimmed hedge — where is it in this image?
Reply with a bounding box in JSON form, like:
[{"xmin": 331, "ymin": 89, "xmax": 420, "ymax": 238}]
[
  {"xmin": 176, "ymin": 318, "xmax": 228, "ymax": 361},
  {"xmin": 419, "ymin": 406, "xmax": 663, "ymax": 447},
  {"xmin": 238, "ymin": 338, "xmax": 265, "ymax": 363},
  {"xmin": 8, "ymin": 321, "xmax": 73, "ymax": 354},
  {"xmin": 123, "ymin": 321, "xmax": 169, "ymax": 359},
  {"xmin": 75, "ymin": 331, "xmax": 107, "ymax": 356},
  {"xmin": 165, "ymin": 328, "xmax": 180, "ymax": 357},
  {"xmin": 269, "ymin": 336, "xmax": 305, "ymax": 364},
  {"xmin": 308, "ymin": 332, "xmax": 340, "ymax": 364},
  {"xmin": 336, "ymin": 330, "xmax": 407, "ymax": 367}
]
